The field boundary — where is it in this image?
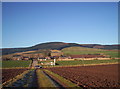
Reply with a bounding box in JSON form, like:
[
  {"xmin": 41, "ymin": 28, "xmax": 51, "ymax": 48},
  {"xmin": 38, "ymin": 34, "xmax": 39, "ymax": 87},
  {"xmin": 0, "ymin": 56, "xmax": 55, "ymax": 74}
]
[
  {"xmin": 44, "ymin": 62, "xmax": 119, "ymax": 68},
  {"xmin": 2, "ymin": 70, "xmax": 29, "ymax": 87},
  {"xmin": 1, "ymin": 67, "xmax": 30, "ymax": 69},
  {"xmin": 58, "ymin": 58, "xmax": 120, "ymax": 61},
  {"xmin": 44, "ymin": 69, "xmax": 80, "ymax": 88}
]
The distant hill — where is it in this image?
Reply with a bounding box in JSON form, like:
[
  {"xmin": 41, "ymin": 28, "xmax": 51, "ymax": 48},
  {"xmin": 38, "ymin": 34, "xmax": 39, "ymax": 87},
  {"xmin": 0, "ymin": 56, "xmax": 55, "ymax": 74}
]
[
  {"xmin": 79, "ymin": 44, "xmax": 119, "ymax": 50},
  {"xmin": 2, "ymin": 42, "xmax": 119, "ymax": 55},
  {"xmin": 62, "ymin": 46, "xmax": 105, "ymax": 56},
  {"xmin": 61, "ymin": 46, "xmax": 119, "ymax": 58}
]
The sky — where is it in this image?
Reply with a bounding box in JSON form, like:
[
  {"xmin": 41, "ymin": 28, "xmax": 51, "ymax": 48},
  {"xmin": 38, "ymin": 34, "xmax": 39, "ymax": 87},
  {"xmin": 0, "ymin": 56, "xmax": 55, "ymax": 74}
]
[{"xmin": 2, "ymin": 2, "xmax": 118, "ymax": 48}]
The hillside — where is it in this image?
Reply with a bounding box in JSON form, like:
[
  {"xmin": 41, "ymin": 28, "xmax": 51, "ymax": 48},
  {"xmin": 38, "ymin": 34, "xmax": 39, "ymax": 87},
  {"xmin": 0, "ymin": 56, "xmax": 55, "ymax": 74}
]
[
  {"xmin": 2, "ymin": 42, "xmax": 81, "ymax": 55},
  {"xmin": 62, "ymin": 46, "xmax": 119, "ymax": 58},
  {"xmin": 79, "ymin": 44, "xmax": 119, "ymax": 50},
  {"xmin": 2, "ymin": 42, "xmax": 119, "ymax": 55}
]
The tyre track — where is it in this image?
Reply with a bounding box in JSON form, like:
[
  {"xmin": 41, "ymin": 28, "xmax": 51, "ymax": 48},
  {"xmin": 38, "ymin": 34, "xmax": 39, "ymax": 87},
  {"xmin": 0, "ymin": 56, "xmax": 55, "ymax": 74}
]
[{"xmin": 43, "ymin": 70, "xmax": 66, "ymax": 89}]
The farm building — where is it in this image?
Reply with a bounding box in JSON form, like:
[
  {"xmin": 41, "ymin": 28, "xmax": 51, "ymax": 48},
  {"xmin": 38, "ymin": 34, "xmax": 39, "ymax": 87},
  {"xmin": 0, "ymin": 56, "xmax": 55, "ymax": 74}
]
[
  {"xmin": 59, "ymin": 55, "xmax": 71, "ymax": 59},
  {"xmin": 22, "ymin": 56, "xmax": 29, "ymax": 60},
  {"xmin": 12, "ymin": 57, "xmax": 22, "ymax": 60},
  {"xmin": 12, "ymin": 55, "xmax": 22, "ymax": 60},
  {"xmin": 45, "ymin": 57, "xmax": 51, "ymax": 60}
]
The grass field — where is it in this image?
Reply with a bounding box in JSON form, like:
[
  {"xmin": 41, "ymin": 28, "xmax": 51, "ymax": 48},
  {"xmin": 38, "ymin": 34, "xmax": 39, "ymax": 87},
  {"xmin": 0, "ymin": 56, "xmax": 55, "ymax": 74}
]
[
  {"xmin": 62, "ymin": 47, "xmax": 119, "ymax": 58},
  {"xmin": 2, "ymin": 60, "xmax": 32, "ymax": 68},
  {"xmin": 56, "ymin": 59, "xmax": 119, "ymax": 66}
]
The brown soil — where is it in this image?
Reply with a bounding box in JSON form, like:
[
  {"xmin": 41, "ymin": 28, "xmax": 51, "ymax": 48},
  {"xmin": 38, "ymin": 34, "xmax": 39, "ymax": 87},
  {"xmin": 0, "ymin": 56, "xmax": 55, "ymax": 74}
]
[
  {"xmin": 2, "ymin": 69, "xmax": 27, "ymax": 83},
  {"xmin": 70, "ymin": 54, "xmax": 106, "ymax": 58},
  {"xmin": 46, "ymin": 64, "xmax": 120, "ymax": 88}
]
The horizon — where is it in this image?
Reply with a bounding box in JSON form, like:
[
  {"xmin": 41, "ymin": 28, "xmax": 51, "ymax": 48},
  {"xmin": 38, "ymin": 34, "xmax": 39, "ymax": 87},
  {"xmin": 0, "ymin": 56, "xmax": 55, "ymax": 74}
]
[
  {"xmin": 1, "ymin": 41, "xmax": 119, "ymax": 49},
  {"xmin": 2, "ymin": 2, "xmax": 118, "ymax": 48}
]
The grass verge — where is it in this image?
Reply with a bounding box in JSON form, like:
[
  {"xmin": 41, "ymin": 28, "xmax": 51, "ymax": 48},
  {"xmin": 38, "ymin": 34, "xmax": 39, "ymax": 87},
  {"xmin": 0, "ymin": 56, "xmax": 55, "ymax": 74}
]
[
  {"xmin": 36, "ymin": 69, "xmax": 55, "ymax": 87},
  {"xmin": 44, "ymin": 69, "xmax": 80, "ymax": 88}
]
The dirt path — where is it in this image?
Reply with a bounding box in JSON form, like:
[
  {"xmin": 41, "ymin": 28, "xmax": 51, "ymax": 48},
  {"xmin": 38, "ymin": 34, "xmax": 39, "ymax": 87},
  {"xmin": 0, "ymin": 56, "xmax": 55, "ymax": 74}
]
[
  {"xmin": 3, "ymin": 67, "xmax": 76, "ymax": 88},
  {"xmin": 3, "ymin": 68, "xmax": 65, "ymax": 88},
  {"xmin": 29, "ymin": 69, "xmax": 38, "ymax": 87},
  {"xmin": 31, "ymin": 60, "xmax": 38, "ymax": 67},
  {"xmin": 42, "ymin": 71, "xmax": 65, "ymax": 88},
  {"xmin": 36, "ymin": 69, "xmax": 67, "ymax": 88}
]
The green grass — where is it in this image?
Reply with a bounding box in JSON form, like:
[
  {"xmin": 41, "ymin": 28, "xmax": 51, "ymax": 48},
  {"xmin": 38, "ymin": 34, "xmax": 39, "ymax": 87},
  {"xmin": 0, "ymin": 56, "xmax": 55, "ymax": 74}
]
[
  {"xmin": 44, "ymin": 69, "xmax": 79, "ymax": 88},
  {"xmin": 56, "ymin": 59, "xmax": 119, "ymax": 66},
  {"xmin": 38, "ymin": 60, "xmax": 54, "ymax": 64},
  {"xmin": 2, "ymin": 60, "xmax": 32, "ymax": 68},
  {"xmin": 62, "ymin": 47, "xmax": 119, "ymax": 58},
  {"xmin": 36, "ymin": 69, "xmax": 55, "ymax": 87},
  {"xmin": 101, "ymin": 51, "xmax": 119, "ymax": 58}
]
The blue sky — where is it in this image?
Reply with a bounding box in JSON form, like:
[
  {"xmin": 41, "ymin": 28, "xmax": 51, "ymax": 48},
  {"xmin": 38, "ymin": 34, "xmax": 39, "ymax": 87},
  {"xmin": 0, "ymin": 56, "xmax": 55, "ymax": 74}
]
[{"xmin": 2, "ymin": 2, "xmax": 118, "ymax": 48}]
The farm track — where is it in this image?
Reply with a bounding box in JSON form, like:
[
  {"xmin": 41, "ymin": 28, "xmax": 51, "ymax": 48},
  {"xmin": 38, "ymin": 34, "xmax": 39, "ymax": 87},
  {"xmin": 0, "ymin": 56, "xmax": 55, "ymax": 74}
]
[
  {"xmin": 2, "ymin": 63, "xmax": 120, "ymax": 88},
  {"xmin": 31, "ymin": 60, "xmax": 38, "ymax": 67},
  {"xmin": 2, "ymin": 68, "xmax": 67, "ymax": 88},
  {"xmin": 43, "ymin": 70, "xmax": 66, "ymax": 88},
  {"xmin": 31, "ymin": 69, "xmax": 38, "ymax": 87},
  {"xmin": 46, "ymin": 64, "xmax": 120, "ymax": 88}
]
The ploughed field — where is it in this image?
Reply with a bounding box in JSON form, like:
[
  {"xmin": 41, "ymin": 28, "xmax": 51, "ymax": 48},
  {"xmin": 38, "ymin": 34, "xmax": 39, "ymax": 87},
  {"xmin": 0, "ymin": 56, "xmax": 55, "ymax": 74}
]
[
  {"xmin": 46, "ymin": 64, "xmax": 120, "ymax": 88},
  {"xmin": 2, "ymin": 69, "xmax": 27, "ymax": 83}
]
